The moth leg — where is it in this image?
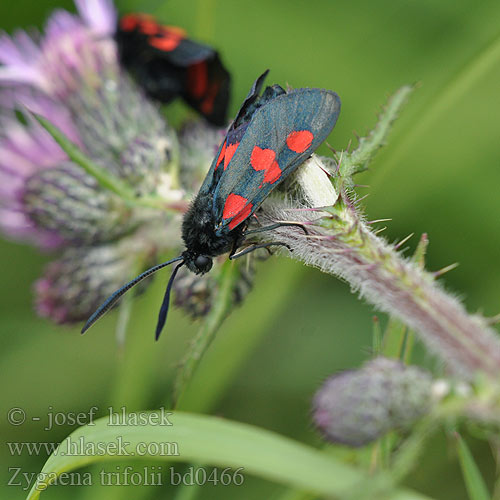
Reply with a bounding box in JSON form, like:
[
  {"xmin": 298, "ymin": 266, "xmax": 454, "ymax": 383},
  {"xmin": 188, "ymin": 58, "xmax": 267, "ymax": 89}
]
[
  {"xmin": 229, "ymin": 242, "xmax": 291, "ymax": 260},
  {"xmin": 244, "ymin": 221, "xmax": 308, "ymax": 236},
  {"xmin": 228, "ymin": 237, "xmax": 241, "ymax": 259}
]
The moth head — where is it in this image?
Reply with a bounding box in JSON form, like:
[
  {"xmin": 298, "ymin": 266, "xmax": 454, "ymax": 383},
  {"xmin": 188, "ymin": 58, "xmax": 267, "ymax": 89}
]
[{"xmin": 183, "ymin": 252, "xmax": 213, "ymax": 275}]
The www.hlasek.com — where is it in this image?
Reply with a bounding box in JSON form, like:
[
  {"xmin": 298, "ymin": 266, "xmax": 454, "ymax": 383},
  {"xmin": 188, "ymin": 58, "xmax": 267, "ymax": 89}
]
[
  {"xmin": 8, "ymin": 466, "xmax": 246, "ymax": 491},
  {"xmin": 7, "ymin": 436, "xmax": 180, "ymax": 457}
]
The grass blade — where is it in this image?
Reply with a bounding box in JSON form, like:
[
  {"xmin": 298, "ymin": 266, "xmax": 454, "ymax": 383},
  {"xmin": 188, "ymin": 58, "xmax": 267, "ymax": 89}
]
[{"xmin": 456, "ymin": 433, "xmax": 491, "ymax": 500}]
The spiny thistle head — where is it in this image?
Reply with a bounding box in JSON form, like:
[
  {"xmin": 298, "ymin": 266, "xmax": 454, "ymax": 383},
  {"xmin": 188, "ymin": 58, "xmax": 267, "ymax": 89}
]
[
  {"xmin": 312, "ymin": 357, "xmax": 434, "ymax": 447},
  {"xmin": 0, "ymin": 0, "xmax": 185, "ymax": 324},
  {"xmin": 0, "ymin": 0, "xmax": 177, "ymax": 248},
  {"xmin": 35, "ymin": 233, "xmax": 159, "ymax": 324},
  {"xmin": 22, "ymin": 161, "xmax": 136, "ymax": 244}
]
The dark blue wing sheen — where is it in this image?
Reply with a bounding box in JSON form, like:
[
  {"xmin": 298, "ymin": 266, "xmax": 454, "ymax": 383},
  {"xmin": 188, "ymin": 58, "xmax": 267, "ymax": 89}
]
[
  {"xmin": 231, "ymin": 70, "xmax": 269, "ymax": 126},
  {"xmin": 212, "ymin": 87, "xmax": 341, "ymax": 234},
  {"xmin": 196, "ymin": 70, "xmax": 271, "ymax": 197},
  {"xmin": 195, "ymin": 70, "xmax": 287, "ymax": 198}
]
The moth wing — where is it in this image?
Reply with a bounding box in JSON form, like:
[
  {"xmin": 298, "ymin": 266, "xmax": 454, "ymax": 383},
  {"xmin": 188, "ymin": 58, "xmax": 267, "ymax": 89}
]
[
  {"xmin": 212, "ymin": 88, "xmax": 341, "ymax": 233},
  {"xmin": 158, "ymin": 38, "xmax": 214, "ymax": 66},
  {"xmin": 195, "ymin": 132, "xmax": 229, "ymax": 199},
  {"xmin": 231, "ymin": 70, "xmax": 269, "ymax": 124},
  {"xmin": 182, "ymin": 53, "xmax": 231, "ymax": 126},
  {"xmin": 117, "ymin": 15, "xmax": 213, "ymax": 66},
  {"xmin": 194, "ymin": 71, "xmax": 271, "ymax": 196}
]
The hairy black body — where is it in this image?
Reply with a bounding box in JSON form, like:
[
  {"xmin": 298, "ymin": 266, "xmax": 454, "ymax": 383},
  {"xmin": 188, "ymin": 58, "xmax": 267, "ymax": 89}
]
[{"xmin": 181, "ymin": 191, "xmax": 246, "ymax": 275}]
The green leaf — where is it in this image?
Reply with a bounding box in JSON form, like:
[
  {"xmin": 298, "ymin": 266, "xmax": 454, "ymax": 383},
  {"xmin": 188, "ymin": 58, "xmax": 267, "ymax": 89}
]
[
  {"xmin": 411, "ymin": 234, "xmax": 429, "ymax": 269},
  {"xmin": 455, "ymin": 433, "xmax": 491, "ymax": 500},
  {"xmin": 276, "ymin": 490, "xmax": 318, "ymax": 500},
  {"xmin": 372, "ymin": 316, "xmax": 382, "ymax": 355},
  {"xmin": 25, "ymin": 412, "xmax": 433, "ymax": 500}
]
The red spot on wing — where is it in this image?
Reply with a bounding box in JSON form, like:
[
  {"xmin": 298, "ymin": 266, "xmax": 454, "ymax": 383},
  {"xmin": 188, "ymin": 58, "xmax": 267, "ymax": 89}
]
[
  {"xmin": 148, "ymin": 27, "xmax": 185, "ymax": 52},
  {"xmin": 224, "ymin": 142, "xmax": 239, "ymax": 170},
  {"xmin": 187, "ymin": 61, "xmax": 208, "ymax": 99},
  {"xmin": 120, "ymin": 14, "xmax": 140, "ymax": 31},
  {"xmin": 223, "ymin": 193, "xmax": 249, "ymax": 218},
  {"xmin": 250, "ymin": 146, "xmax": 282, "ymax": 184},
  {"xmin": 286, "ymin": 130, "xmax": 314, "ymax": 153},
  {"xmin": 215, "ymin": 140, "xmax": 226, "ymax": 170},
  {"xmin": 200, "ymin": 83, "xmax": 219, "ymax": 115},
  {"xmin": 251, "ymin": 146, "xmax": 275, "ymax": 170},
  {"xmin": 149, "ymin": 35, "xmax": 181, "ymax": 52},
  {"xmin": 139, "ymin": 19, "xmax": 160, "ymax": 35},
  {"xmin": 229, "ymin": 204, "xmax": 253, "ymax": 230},
  {"xmin": 164, "ymin": 25, "xmax": 187, "ymax": 37},
  {"xmin": 223, "ymin": 194, "xmax": 253, "ymax": 230}
]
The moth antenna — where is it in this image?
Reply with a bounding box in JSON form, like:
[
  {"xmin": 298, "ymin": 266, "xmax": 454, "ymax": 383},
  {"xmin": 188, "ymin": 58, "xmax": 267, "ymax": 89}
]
[
  {"xmin": 155, "ymin": 261, "xmax": 185, "ymax": 341},
  {"xmin": 81, "ymin": 256, "xmax": 184, "ymax": 334}
]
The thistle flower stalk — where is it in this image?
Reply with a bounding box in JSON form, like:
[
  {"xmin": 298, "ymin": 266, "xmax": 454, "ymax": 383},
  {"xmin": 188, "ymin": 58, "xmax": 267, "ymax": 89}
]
[{"xmin": 260, "ymin": 177, "xmax": 500, "ymax": 381}]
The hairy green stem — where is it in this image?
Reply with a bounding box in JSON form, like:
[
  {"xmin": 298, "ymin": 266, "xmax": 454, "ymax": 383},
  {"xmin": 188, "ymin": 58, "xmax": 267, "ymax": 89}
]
[
  {"xmin": 339, "ymin": 85, "xmax": 414, "ymax": 178},
  {"xmin": 260, "ymin": 191, "xmax": 500, "ymax": 381},
  {"xmin": 174, "ymin": 260, "xmax": 239, "ymax": 406}
]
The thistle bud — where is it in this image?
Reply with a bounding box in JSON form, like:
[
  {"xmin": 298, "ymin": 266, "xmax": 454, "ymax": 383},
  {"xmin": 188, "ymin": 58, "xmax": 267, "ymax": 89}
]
[
  {"xmin": 67, "ymin": 77, "xmax": 175, "ymax": 196},
  {"xmin": 312, "ymin": 357, "xmax": 433, "ymax": 447},
  {"xmin": 0, "ymin": 0, "xmax": 175, "ymax": 248},
  {"xmin": 35, "ymin": 234, "xmax": 158, "ymax": 324},
  {"xmin": 23, "ymin": 161, "xmax": 135, "ymax": 244}
]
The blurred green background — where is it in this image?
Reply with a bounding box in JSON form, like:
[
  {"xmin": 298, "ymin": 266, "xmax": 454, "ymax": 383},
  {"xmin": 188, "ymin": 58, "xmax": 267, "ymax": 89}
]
[{"xmin": 1, "ymin": 0, "xmax": 499, "ymax": 498}]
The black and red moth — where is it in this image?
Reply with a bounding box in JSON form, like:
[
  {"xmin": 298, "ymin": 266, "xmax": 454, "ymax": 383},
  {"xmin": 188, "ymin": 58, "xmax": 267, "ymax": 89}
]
[
  {"xmin": 116, "ymin": 13, "xmax": 230, "ymax": 126},
  {"xmin": 82, "ymin": 71, "xmax": 341, "ymax": 339}
]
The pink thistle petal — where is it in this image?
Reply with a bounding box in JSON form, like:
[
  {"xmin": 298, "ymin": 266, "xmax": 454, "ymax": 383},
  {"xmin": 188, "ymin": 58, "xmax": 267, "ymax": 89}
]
[
  {"xmin": 44, "ymin": 10, "xmax": 82, "ymax": 39},
  {"xmin": 0, "ymin": 30, "xmax": 45, "ymax": 88},
  {"xmin": 0, "ymin": 0, "xmax": 170, "ymax": 255},
  {"xmin": 75, "ymin": 0, "xmax": 117, "ymax": 36},
  {"xmin": 0, "ymin": 208, "xmax": 63, "ymax": 249},
  {"xmin": 0, "ymin": 66, "xmax": 42, "ymax": 86}
]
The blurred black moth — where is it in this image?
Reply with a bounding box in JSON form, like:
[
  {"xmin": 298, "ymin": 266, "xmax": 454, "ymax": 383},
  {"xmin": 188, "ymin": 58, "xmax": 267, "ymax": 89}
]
[{"xmin": 116, "ymin": 12, "xmax": 230, "ymax": 126}]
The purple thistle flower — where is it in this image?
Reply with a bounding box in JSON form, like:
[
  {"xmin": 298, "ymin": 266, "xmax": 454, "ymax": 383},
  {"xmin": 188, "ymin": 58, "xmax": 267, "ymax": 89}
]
[
  {"xmin": 0, "ymin": 90, "xmax": 79, "ymax": 248},
  {"xmin": 0, "ymin": 30, "xmax": 44, "ymax": 87},
  {"xmin": 0, "ymin": 0, "xmax": 179, "ymax": 323},
  {"xmin": 0, "ymin": 0, "xmax": 176, "ymax": 245},
  {"xmin": 0, "ymin": 0, "xmax": 253, "ymax": 328},
  {"xmin": 0, "ymin": 0, "xmax": 116, "ymax": 92}
]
